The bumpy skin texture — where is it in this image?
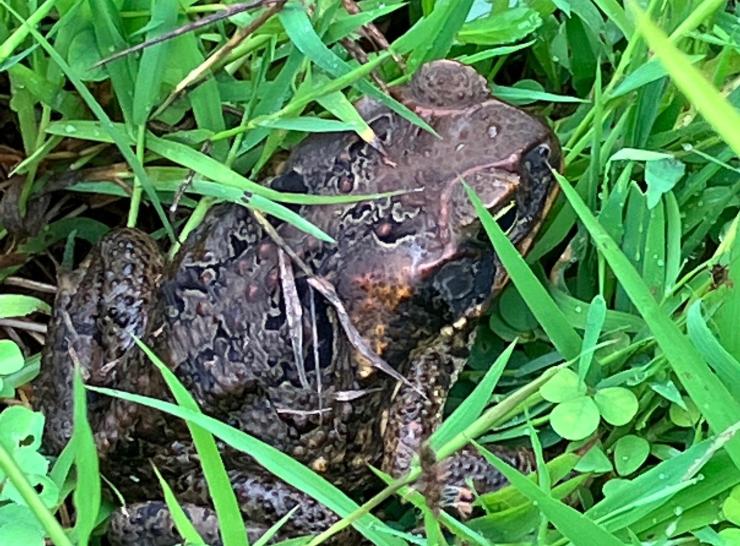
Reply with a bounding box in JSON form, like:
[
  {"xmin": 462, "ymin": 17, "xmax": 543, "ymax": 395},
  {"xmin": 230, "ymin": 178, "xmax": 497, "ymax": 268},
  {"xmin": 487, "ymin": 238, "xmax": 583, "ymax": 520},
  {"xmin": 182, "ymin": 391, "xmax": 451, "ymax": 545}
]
[{"xmin": 36, "ymin": 60, "xmax": 560, "ymax": 545}]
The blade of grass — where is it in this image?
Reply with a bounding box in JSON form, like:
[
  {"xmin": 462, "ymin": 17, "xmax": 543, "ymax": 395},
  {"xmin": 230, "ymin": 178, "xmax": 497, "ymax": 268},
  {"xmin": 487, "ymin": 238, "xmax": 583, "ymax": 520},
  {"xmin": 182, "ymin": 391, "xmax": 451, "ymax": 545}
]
[
  {"xmin": 548, "ymin": 289, "xmax": 645, "ymax": 332},
  {"xmin": 0, "ymin": 442, "xmax": 74, "ymax": 546},
  {"xmin": 45, "ymin": 120, "xmax": 412, "ymax": 207},
  {"xmin": 316, "ymin": 90, "xmax": 374, "ymax": 142},
  {"xmin": 278, "ymin": 1, "xmax": 434, "ymax": 135},
  {"xmin": 0, "ymin": 0, "xmax": 56, "ymax": 63},
  {"xmin": 627, "ymin": 451, "xmax": 740, "ymax": 534},
  {"xmin": 587, "ymin": 424, "xmax": 739, "ymax": 530},
  {"xmin": 713, "ymin": 214, "xmax": 740, "ymax": 359},
  {"xmin": 686, "ymin": 301, "xmax": 740, "ymax": 401},
  {"xmin": 663, "ymin": 191, "xmax": 682, "ymax": 294},
  {"xmin": 555, "ymin": 170, "xmax": 740, "ymax": 470},
  {"xmin": 132, "ymin": 0, "xmax": 177, "ymax": 126},
  {"xmin": 629, "ymin": 1, "xmax": 740, "ymax": 156},
  {"xmin": 256, "ymin": 116, "xmax": 356, "ymax": 133},
  {"xmin": 309, "ymin": 360, "xmax": 566, "ymax": 546},
  {"xmin": 70, "ymin": 363, "xmax": 101, "ymax": 545},
  {"xmin": 669, "ymin": 0, "xmax": 728, "ymax": 40},
  {"xmin": 151, "ymin": 464, "xmax": 207, "ymax": 546},
  {"xmin": 91, "ymin": 352, "xmax": 407, "ymax": 546},
  {"xmin": 134, "ymin": 340, "xmax": 248, "ymax": 546},
  {"xmin": 578, "ymin": 295, "xmax": 606, "ymax": 383},
  {"xmin": 252, "ymin": 506, "xmax": 301, "ymax": 546},
  {"xmin": 465, "ymin": 184, "xmax": 582, "ymax": 360},
  {"xmin": 175, "ymin": 27, "xmax": 228, "ymax": 160},
  {"xmin": 0, "ymin": 294, "xmax": 51, "ymax": 317},
  {"xmin": 475, "ymin": 442, "xmax": 627, "ymax": 546},
  {"xmin": 404, "ymin": 0, "xmax": 474, "ymax": 70},
  {"xmin": 91, "ymin": 0, "xmax": 136, "ymax": 127},
  {"xmin": 430, "ymin": 339, "xmax": 517, "ymax": 450}
]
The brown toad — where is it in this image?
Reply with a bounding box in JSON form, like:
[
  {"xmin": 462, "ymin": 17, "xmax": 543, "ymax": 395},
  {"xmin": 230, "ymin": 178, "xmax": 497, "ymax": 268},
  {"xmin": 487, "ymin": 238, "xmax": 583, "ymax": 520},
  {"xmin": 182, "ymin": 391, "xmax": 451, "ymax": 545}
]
[{"xmin": 36, "ymin": 60, "xmax": 560, "ymax": 545}]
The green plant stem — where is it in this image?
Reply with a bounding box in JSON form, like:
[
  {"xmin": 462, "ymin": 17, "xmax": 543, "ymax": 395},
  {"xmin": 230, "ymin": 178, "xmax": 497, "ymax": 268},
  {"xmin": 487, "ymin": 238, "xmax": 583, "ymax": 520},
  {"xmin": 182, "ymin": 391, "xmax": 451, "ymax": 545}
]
[
  {"xmin": 436, "ymin": 364, "xmax": 563, "ymax": 461},
  {"xmin": 669, "ymin": 0, "xmax": 728, "ymax": 41},
  {"xmin": 0, "ymin": 0, "xmax": 57, "ymax": 62},
  {"xmin": 210, "ymin": 51, "xmax": 392, "ymax": 143},
  {"xmin": 127, "ymin": 124, "xmax": 147, "ymax": 228},
  {"xmin": 168, "ymin": 196, "xmax": 215, "ymax": 259},
  {"xmin": 0, "ymin": 443, "xmax": 74, "ymax": 546}
]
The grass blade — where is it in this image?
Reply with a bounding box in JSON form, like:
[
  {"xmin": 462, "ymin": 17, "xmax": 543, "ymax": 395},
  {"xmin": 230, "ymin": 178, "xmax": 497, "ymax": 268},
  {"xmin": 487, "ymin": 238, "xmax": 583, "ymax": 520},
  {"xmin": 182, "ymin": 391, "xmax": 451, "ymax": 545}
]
[
  {"xmin": 629, "ymin": 2, "xmax": 740, "ymax": 156},
  {"xmin": 132, "ymin": 0, "xmax": 177, "ymax": 126},
  {"xmin": 430, "ymin": 339, "xmax": 517, "ymax": 450},
  {"xmin": 578, "ymin": 295, "xmax": 606, "ymax": 383},
  {"xmin": 686, "ymin": 301, "xmax": 740, "ymax": 401},
  {"xmin": 465, "ymin": 183, "xmax": 583, "ymax": 360},
  {"xmin": 475, "ymin": 442, "xmax": 627, "ymax": 546},
  {"xmin": 0, "ymin": 0, "xmax": 56, "ymax": 63},
  {"xmin": 0, "ymin": 294, "xmax": 51, "ymax": 318},
  {"xmin": 134, "ymin": 340, "xmax": 248, "ymax": 546},
  {"xmin": 587, "ymin": 426, "xmax": 739, "ymax": 529},
  {"xmin": 94, "ymin": 346, "xmax": 407, "ymax": 546},
  {"xmin": 151, "ymin": 464, "xmax": 207, "ymax": 546},
  {"xmin": 1, "ymin": 1, "xmax": 175, "ymax": 241},
  {"xmin": 71, "ymin": 364, "xmax": 101, "ymax": 545},
  {"xmin": 278, "ymin": 1, "xmax": 434, "ymax": 134},
  {"xmin": 0, "ymin": 445, "xmax": 73, "ymax": 546}
]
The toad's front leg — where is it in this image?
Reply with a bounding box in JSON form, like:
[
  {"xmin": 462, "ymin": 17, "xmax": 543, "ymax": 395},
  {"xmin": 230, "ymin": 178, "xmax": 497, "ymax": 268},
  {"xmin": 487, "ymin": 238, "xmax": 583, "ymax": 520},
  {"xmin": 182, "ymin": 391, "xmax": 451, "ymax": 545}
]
[
  {"xmin": 382, "ymin": 331, "xmax": 534, "ymax": 515},
  {"xmin": 36, "ymin": 228, "xmax": 165, "ymax": 455}
]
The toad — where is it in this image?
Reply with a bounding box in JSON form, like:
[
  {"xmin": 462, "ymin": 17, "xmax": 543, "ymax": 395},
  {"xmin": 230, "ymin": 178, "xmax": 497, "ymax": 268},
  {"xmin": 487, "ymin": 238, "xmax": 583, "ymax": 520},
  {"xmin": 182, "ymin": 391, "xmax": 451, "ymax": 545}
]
[{"xmin": 36, "ymin": 60, "xmax": 560, "ymax": 545}]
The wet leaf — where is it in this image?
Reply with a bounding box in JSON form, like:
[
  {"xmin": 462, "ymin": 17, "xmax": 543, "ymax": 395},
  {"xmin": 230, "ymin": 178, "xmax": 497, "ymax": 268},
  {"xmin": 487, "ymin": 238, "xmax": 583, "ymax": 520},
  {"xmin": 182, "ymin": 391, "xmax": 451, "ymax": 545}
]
[
  {"xmin": 594, "ymin": 387, "xmax": 639, "ymax": 426},
  {"xmin": 614, "ymin": 435, "xmax": 650, "ymax": 476},
  {"xmin": 541, "ymin": 368, "xmax": 586, "ymax": 403},
  {"xmin": 550, "ymin": 395, "xmax": 600, "ymax": 441},
  {"xmin": 0, "ymin": 340, "xmax": 24, "ymax": 375},
  {"xmin": 645, "ymin": 157, "xmax": 685, "ymax": 209},
  {"xmin": 575, "ymin": 445, "xmax": 613, "ymax": 473}
]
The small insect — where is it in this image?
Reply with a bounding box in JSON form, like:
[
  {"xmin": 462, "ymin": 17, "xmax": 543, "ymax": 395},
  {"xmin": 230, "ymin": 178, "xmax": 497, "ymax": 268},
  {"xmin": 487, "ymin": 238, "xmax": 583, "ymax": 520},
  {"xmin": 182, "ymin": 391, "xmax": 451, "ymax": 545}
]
[{"xmin": 711, "ymin": 263, "xmax": 733, "ymax": 289}]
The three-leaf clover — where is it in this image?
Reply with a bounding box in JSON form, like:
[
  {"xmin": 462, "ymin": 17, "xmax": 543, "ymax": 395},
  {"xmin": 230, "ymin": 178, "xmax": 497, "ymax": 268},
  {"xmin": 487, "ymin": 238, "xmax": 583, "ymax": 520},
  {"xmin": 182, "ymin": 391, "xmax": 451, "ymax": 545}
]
[{"xmin": 540, "ymin": 368, "xmax": 639, "ymax": 441}]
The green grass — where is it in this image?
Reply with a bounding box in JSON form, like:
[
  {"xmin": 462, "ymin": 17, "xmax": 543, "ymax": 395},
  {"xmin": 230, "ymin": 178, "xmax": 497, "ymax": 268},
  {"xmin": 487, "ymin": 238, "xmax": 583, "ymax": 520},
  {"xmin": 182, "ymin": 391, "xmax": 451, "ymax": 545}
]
[{"xmin": 0, "ymin": 1, "xmax": 739, "ymax": 546}]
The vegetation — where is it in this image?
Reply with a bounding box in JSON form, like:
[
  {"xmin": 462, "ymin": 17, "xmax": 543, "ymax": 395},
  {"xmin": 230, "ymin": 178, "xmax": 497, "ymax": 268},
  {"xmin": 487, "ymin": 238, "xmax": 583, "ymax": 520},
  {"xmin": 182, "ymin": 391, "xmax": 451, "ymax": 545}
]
[{"xmin": 0, "ymin": 0, "xmax": 738, "ymax": 545}]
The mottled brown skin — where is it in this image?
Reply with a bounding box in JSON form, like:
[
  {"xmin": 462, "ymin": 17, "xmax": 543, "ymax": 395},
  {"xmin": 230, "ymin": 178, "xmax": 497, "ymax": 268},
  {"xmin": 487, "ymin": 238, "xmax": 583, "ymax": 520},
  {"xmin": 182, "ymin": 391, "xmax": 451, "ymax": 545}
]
[{"xmin": 36, "ymin": 61, "xmax": 560, "ymax": 545}]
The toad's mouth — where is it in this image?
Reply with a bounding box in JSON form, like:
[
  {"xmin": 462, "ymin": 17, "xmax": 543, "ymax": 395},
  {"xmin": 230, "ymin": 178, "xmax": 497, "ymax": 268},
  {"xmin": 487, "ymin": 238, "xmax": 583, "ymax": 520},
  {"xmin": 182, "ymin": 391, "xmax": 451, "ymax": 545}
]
[
  {"xmin": 490, "ymin": 141, "xmax": 560, "ymax": 298},
  {"xmin": 425, "ymin": 141, "xmax": 559, "ymax": 320},
  {"xmin": 506, "ymin": 142, "xmax": 560, "ymax": 249}
]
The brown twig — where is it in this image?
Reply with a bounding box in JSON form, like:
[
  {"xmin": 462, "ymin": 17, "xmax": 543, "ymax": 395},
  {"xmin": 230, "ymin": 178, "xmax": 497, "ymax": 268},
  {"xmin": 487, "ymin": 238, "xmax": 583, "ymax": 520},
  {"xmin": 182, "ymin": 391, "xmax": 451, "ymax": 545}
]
[
  {"xmin": 341, "ymin": 0, "xmax": 405, "ymax": 69},
  {"xmin": 3, "ymin": 276, "xmax": 57, "ymax": 294},
  {"xmin": 278, "ymin": 248, "xmax": 310, "ymax": 390},
  {"xmin": 152, "ymin": 0, "xmax": 287, "ymax": 119},
  {"xmin": 0, "ymin": 318, "xmax": 48, "ymax": 334},
  {"xmin": 92, "ymin": 0, "xmax": 273, "ymax": 68}
]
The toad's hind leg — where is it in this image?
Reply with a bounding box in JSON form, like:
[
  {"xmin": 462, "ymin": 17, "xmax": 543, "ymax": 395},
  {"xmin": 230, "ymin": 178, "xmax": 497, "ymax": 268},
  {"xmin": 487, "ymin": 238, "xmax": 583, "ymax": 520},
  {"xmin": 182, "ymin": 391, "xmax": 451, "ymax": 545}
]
[
  {"xmin": 382, "ymin": 333, "xmax": 533, "ymax": 515},
  {"xmin": 37, "ymin": 228, "xmax": 164, "ymax": 454},
  {"xmin": 108, "ymin": 503, "xmax": 227, "ymax": 546},
  {"xmin": 108, "ymin": 472, "xmax": 351, "ymax": 546}
]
